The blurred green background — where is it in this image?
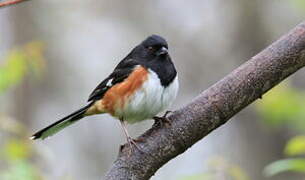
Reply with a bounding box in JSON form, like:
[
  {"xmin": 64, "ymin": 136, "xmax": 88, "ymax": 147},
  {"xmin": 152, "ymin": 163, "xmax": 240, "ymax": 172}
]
[{"xmin": 0, "ymin": 0, "xmax": 305, "ymax": 180}]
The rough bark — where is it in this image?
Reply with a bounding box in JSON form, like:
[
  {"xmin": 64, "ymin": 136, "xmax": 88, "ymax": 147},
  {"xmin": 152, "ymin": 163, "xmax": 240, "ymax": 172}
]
[{"xmin": 105, "ymin": 22, "xmax": 305, "ymax": 180}]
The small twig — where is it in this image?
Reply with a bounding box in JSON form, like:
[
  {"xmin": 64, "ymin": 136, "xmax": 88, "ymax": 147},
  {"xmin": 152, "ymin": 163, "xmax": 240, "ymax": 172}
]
[{"xmin": 0, "ymin": 0, "xmax": 30, "ymax": 8}]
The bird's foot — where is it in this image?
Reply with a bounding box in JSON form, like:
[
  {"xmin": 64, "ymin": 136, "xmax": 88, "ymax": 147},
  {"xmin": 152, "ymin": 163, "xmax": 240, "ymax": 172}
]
[
  {"xmin": 153, "ymin": 110, "xmax": 172, "ymax": 127},
  {"xmin": 120, "ymin": 137, "xmax": 145, "ymax": 155},
  {"xmin": 119, "ymin": 119, "xmax": 145, "ymax": 155}
]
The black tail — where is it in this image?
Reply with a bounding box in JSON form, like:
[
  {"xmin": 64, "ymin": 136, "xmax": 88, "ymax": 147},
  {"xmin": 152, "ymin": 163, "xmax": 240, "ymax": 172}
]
[{"xmin": 31, "ymin": 102, "xmax": 94, "ymax": 140}]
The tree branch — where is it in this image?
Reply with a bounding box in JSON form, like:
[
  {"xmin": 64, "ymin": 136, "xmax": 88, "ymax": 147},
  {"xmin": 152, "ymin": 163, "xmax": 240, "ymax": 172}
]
[
  {"xmin": 105, "ymin": 22, "xmax": 305, "ymax": 180},
  {"xmin": 0, "ymin": 0, "xmax": 30, "ymax": 8}
]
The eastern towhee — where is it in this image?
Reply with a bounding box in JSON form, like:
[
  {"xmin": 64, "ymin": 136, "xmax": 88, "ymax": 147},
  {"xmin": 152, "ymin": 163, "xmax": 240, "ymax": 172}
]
[{"xmin": 31, "ymin": 35, "xmax": 178, "ymax": 149}]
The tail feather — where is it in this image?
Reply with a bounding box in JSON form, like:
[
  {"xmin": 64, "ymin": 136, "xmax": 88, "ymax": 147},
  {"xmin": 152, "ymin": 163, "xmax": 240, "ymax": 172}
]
[{"xmin": 31, "ymin": 102, "xmax": 94, "ymax": 140}]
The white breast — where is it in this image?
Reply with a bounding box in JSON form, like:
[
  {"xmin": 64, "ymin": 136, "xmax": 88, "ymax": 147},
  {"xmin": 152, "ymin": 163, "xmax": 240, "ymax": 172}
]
[{"xmin": 115, "ymin": 69, "xmax": 179, "ymax": 124}]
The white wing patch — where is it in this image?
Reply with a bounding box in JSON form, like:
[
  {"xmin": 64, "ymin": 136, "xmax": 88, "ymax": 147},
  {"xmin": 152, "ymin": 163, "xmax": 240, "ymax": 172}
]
[{"xmin": 106, "ymin": 78, "xmax": 113, "ymax": 87}]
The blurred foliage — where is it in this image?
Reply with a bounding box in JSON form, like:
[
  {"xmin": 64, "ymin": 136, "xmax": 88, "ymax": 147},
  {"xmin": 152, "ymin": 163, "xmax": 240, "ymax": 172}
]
[
  {"xmin": 264, "ymin": 158, "xmax": 305, "ymax": 177},
  {"xmin": 285, "ymin": 136, "xmax": 305, "ymax": 156},
  {"xmin": 291, "ymin": 0, "xmax": 305, "ymax": 12},
  {"xmin": 264, "ymin": 136, "xmax": 305, "ymax": 176},
  {"xmin": 256, "ymin": 82, "xmax": 305, "ymax": 131},
  {"xmin": 0, "ymin": 116, "xmax": 74, "ymax": 180},
  {"xmin": 179, "ymin": 157, "xmax": 250, "ymax": 180},
  {"xmin": 256, "ymin": 82, "xmax": 305, "ymax": 177},
  {"xmin": 0, "ymin": 42, "xmax": 73, "ymax": 180},
  {"xmin": 0, "ymin": 41, "xmax": 47, "ymax": 180},
  {"xmin": 0, "ymin": 42, "xmax": 71, "ymax": 180},
  {"xmin": 0, "ymin": 144, "xmax": 41, "ymax": 180},
  {"xmin": 0, "ymin": 41, "xmax": 46, "ymax": 95},
  {"xmin": 0, "ymin": 115, "xmax": 44, "ymax": 180}
]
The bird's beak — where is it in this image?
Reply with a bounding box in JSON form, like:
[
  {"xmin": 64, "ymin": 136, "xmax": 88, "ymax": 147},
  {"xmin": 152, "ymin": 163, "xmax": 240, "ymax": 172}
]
[{"xmin": 157, "ymin": 47, "xmax": 168, "ymax": 56}]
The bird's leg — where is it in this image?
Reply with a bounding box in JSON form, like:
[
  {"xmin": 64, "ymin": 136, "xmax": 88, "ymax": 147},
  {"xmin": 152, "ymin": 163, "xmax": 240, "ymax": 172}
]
[
  {"xmin": 153, "ymin": 110, "xmax": 172, "ymax": 127},
  {"xmin": 119, "ymin": 119, "xmax": 142, "ymax": 153}
]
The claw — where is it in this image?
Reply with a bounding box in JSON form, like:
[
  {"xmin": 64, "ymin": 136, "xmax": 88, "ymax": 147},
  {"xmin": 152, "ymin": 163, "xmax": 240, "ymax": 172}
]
[
  {"xmin": 127, "ymin": 137, "xmax": 144, "ymax": 154},
  {"xmin": 153, "ymin": 110, "xmax": 173, "ymax": 127},
  {"xmin": 119, "ymin": 119, "xmax": 145, "ymax": 155}
]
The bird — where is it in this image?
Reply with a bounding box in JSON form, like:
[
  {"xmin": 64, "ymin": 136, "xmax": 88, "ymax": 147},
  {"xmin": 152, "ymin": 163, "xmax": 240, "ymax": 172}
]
[{"xmin": 31, "ymin": 35, "xmax": 179, "ymax": 150}]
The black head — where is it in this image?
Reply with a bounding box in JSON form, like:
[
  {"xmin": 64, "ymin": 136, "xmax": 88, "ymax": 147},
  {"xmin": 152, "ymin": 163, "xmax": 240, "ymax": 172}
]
[
  {"xmin": 142, "ymin": 35, "xmax": 168, "ymax": 50},
  {"xmin": 132, "ymin": 35, "xmax": 169, "ymax": 60}
]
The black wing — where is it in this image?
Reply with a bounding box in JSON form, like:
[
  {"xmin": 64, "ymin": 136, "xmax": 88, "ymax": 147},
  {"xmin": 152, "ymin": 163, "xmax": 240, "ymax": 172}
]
[{"xmin": 87, "ymin": 58, "xmax": 139, "ymax": 102}]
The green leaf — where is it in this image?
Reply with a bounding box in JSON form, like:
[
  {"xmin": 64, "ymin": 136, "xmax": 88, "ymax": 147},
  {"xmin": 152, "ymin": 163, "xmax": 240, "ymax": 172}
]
[
  {"xmin": 256, "ymin": 82, "xmax": 305, "ymax": 131},
  {"xmin": 0, "ymin": 41, "xmax": 45, "ymax": 95},
  {"xmin": 285, "ymin": 136, "xmax": 305, "ymax": 156},
  {"xmin": 0, "ymin": 160, "xmax": 40, "ymax": 180},
  {"xmin": 291, "ymin": 0, "xmax": 305, "ymax": 12},
  {"xmin": 0, "ymin": 68, "xmax": 10, "ymax": 93},
  {"xmin": 24, "ymin": 41, "xmax": 46, "ymax": 78},
  {"xmin": 6, "ymin": 51, "xmax": 27, "ymax": 85},
  {"xmin": 264, "ymin": 158, "xmax": 305, "ymax": 177},
  {"xmin": 3, "ymin": 139, "xmax": 31, "ymax": 161},
  {"xmin": 229, "ymin": 166, "xmax": 250, "ymax": 180}
]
